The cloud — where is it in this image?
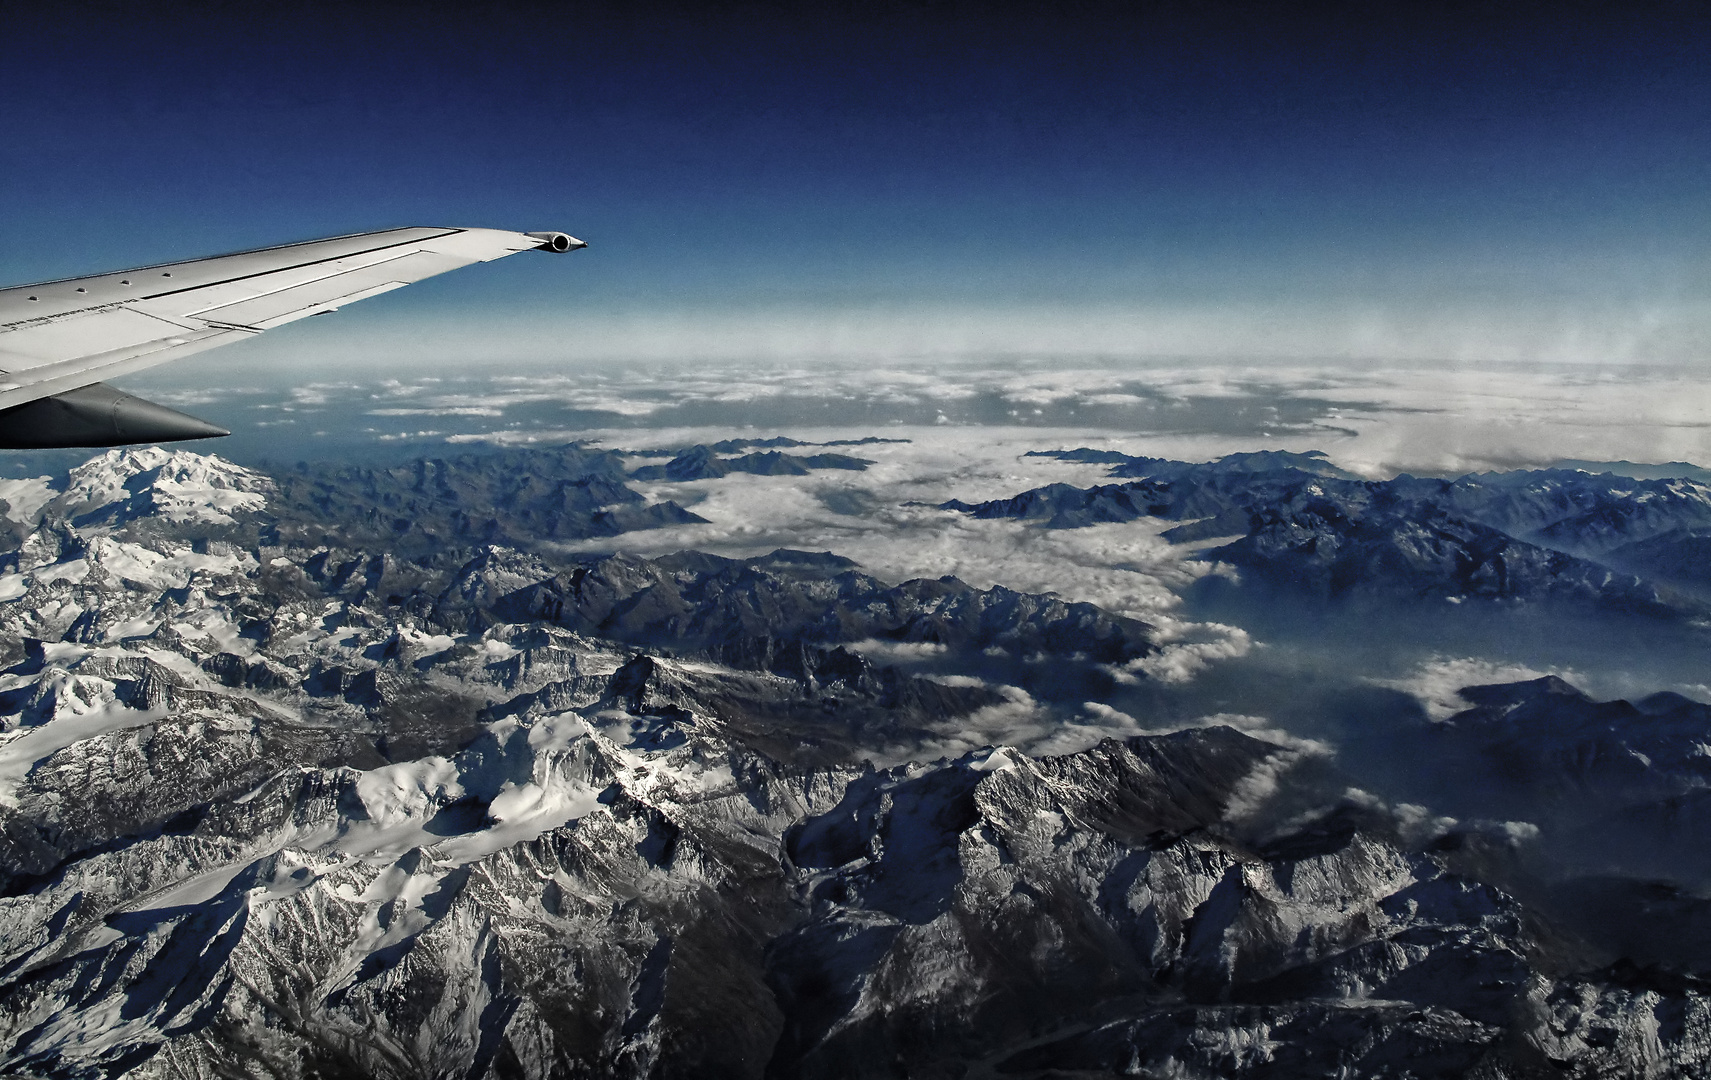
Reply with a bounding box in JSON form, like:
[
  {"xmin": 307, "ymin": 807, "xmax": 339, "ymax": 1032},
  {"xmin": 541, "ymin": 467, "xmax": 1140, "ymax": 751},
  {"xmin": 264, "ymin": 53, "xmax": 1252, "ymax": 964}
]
[
  {"xmin": 131, "ymin": 386, "xmax": 270, "ymax": 407},
  {"xmin": 1367, "ymin": 796, "xmax": 1461, "ymax": 848},
  {"xmin": 1220, "ymin": 745, "xmax": 1331, "ymax": 824},
  {"xmin": 876, "ymin": 683, "xmax": 1055, "ymax": 765},
  {"xmin": 121, "ymin": 352, "xmax": 1711, "ymax": 482},
  {"xmin": 1262, "ymin": 364, "xmax": 1711, "ymax": 477},
  {"xmin": 366, "ymin": 407, "xmax": 504, "ymax": 417},
  {"xmin": 1156, "ymin": 710, "xmax": 1332, "ymax": 756},
  {"xmin": 844, "ymin": 639, "xmax": 949, "ymax": 662},
  {"xmin": 534, "ymin": 426, "xmax": 1229, "ymax": 623},
  {"xmin": 286, "ymin": 383, "xmax": 355, "ymax": 407},
  {"xmin": 366, "ymin": 374, "xmax": 677, "ymax": 418},
  {"xmin": 1341, "ymin": 787, "xmax": 1539, "ymax": 850},
  {"xmin": 876, "ymin": 686, "xmax": 1192, "ymax": 764},
  {"xmin": 1118, "ymin": 624, "xmax": 1252, "ymax": 685},
  {"xmin": 1369, "ymin": 656, "xmax": 1562, "ymax": 721},
  {"xmin": 1373, "ymin": 653, "xmax": 1711, "ymax": 720}
]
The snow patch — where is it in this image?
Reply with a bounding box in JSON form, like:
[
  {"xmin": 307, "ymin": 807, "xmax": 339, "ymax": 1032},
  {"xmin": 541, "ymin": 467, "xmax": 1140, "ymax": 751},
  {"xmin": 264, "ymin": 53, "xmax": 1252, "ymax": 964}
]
[
  {"xmin": 0, "ymin": 688, "xmax": 166, "ymax": 805},
  {"xmin": 354, "ymin": 758, "xmax": 464, "ymax": 829},
  {"xmin": 0, "ymin": 476, "xmax": 56, "ymax": 525},
  {"xmin": 443, "ymin": 778, "xmax": 604, "ymax": 863}
]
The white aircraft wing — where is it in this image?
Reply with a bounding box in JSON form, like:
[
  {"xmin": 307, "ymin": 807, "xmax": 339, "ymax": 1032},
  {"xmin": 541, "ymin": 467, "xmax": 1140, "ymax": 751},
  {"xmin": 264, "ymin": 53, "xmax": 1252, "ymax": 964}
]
[{"xmin": 0, "ymin": 226, "xmax": 583, "ymax": 448}]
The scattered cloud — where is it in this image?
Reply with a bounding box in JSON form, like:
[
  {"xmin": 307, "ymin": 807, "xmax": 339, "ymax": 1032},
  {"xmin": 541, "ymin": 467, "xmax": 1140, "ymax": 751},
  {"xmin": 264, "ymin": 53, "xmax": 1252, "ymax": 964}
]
[
  {"xmin": 367, "ymin": 407, "xmax": 503, "ymax": 417},
  {"xmin": 879, "ymin": 685, "xmax": 1165, "ymax": 764},
  {"xmin": 1368, "ymin": 656, "xmax": 1563, "ymax": 720},
  {"xmin": 115, "ymin": 356, "xmax": 1711, "ymax": 480},
  {"xmin": 1220, "ymin": 744, "xmax": 1333, "ymax": 824},
  {"xmin": 535, "ymin": 426, "xmax": 1226, "ymax": 623},
  {"xmin": 1118, "ymin": 624, "xmax": 1253, "ymax": 685},
  {"xmin": 1373, "ymin": 653, "xmax": 1711, "ymax": 719},
  {"xmin": 845, "ymin": 639, "xmax": 949, "ymax": 662}
]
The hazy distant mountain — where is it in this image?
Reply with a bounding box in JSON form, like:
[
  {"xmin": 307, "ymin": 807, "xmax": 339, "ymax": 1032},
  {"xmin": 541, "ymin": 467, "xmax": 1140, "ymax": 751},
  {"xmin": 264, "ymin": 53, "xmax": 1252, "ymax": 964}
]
[
  {"xmin": 1549, "ymin": 458, "xmax": 1711, "ymax": 483},
  {"xmin": 953, "ymin": 448, "xmax": 1711, "ymax": 614},
  {"xmin": 628, "ymin": 444, "xmax": 875, "ymax": 481}
]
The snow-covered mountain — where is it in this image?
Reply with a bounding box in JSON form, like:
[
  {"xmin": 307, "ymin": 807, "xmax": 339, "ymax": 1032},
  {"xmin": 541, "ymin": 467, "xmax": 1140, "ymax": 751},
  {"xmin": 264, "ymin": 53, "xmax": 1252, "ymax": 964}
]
[
  {"xmin": 51, "ymin": 447, "xmax": 274, "ymax": 531},
  {"xmin": 2, "ymin": 446, "xmax": 1710, "ymax": 1077}
]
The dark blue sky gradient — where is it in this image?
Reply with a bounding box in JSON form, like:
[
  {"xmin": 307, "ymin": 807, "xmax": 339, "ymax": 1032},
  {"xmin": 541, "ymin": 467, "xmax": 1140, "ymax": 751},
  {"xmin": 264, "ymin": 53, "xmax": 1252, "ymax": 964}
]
[{"xmin": 2, "ymin": 2, "xmax": 1708, "ymax": 363}]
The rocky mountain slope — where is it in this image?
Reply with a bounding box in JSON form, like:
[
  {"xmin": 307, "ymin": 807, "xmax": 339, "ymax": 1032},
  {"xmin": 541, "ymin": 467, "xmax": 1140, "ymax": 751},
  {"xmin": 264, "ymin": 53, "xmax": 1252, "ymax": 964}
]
[
  {"xmin": 1, "ymin": 447, "xmax": 1709, "ymax": 1077},
  {"xmin": 265, "ymin": 444, "xmax": 706, "ymax": 554}
]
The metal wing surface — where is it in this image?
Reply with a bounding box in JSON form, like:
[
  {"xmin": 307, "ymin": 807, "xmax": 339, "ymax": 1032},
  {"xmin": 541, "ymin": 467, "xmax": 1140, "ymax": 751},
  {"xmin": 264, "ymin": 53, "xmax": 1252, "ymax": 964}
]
[{"xmin": 0, "ymin": 226, "xmax": 583, "ymax": 448}]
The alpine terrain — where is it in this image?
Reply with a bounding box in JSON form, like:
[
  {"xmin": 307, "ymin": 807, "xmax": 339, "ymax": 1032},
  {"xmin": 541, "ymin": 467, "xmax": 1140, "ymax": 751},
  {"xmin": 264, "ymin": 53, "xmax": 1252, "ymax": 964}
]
[{"xmin": 2, "ymin": 444, "xmax": 1710, "ymax": 1078}]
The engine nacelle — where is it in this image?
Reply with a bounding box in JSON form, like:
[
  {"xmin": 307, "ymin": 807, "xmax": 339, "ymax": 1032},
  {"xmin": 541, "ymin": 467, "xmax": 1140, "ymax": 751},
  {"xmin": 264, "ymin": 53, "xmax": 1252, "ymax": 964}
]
[
  {"xmin": 525, "ymin": 231, "xmax": 587, "ymax": 253},
  {"xmin": 0, "ymin": 383, "xmax": 228, "ymax": 448}
]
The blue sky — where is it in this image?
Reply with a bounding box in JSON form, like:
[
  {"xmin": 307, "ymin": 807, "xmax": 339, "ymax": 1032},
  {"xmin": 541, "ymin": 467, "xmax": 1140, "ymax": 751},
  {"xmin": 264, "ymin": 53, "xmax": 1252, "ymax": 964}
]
[{"xmin": 2, "ymin": 2, "xmax": 1709, "ymax": 366}]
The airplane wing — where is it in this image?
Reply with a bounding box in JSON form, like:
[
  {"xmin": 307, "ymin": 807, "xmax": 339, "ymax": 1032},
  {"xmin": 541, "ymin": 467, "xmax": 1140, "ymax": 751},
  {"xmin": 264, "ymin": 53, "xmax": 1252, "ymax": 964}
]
[{"xmin": 0, "ymin": 226, "xmax": 584, "ymax": 449}]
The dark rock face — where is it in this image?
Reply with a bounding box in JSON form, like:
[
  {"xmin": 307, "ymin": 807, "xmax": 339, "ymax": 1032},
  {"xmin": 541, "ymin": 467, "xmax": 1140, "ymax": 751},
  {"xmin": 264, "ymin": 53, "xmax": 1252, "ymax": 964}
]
[
  {"xmin": 628, "ymin": 445, "xmax": 874, "ymax": 481},
  {"xmin": 1027, "ymin": 447, "xmax": 1361, "ymax": 481},
  {"xmin": 944, "ymin": 479, "xmax": 1176, "ymax": 528},
  {"xmin": 267, "ymin": 443, "xmax": 707, "ymax": 553},
  {"xmin": 1213, "ymin": 486, "xmax": 1674, "ymax": 614},
  {"xmin": 502, "ymin": 549, "xmax": 1154, "ymax": 671},
  {"xmin": 1407, "ymin": 676, "xmax": 1711, "ymax": 817},
  {"xmin": 1, "ymin": 447, "xmax": 1711, "ymax": 1076},
  {"xmin": 1385, "ymin": 677, "xmax": 1711, "ymax": 887}
]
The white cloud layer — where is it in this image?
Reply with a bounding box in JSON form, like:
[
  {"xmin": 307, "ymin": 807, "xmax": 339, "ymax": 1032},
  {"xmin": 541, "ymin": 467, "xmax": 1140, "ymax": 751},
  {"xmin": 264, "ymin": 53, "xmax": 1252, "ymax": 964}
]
[
  {"xmin": 547, "ymin": 426, "xmax": 1232, "ymax": 623},
  {"xmin": 1374, "ymin": 654, "xmax": 1711, "ymax": 717},
  {"xmin": 114, "ymin": 353, "xmax": 1711, "ymax": 482}
]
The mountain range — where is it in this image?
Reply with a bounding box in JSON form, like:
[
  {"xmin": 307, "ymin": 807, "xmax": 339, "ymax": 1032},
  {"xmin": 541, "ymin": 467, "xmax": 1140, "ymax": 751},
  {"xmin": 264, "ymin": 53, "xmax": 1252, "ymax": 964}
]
[
  {"xmin": 948, "ymin": 448, "xmax": 1711, "ymax": 615},
  {"xmin": 1, "ymin": 445, "xmax": 1710, "ymax": 1076}
]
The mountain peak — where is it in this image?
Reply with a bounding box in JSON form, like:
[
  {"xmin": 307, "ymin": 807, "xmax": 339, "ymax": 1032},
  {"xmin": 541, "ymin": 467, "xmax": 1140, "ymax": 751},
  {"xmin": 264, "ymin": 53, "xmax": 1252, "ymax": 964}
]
[
  {"xmin": 54, "ymin": 447, "xmax": 272, "ymax": 529},
  {"xmin": 1455, "ymin": 675, "xmax": 1588, "ymax": 710}
]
